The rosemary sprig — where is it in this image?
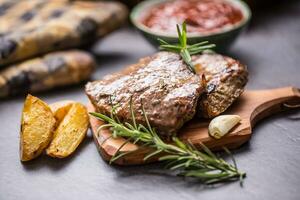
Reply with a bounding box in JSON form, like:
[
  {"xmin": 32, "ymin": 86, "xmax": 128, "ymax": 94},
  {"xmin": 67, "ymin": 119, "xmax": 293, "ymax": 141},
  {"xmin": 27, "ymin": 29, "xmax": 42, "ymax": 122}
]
[
  {"xmin": 158, "ymin": 22, "xmax": 216, "ymax": 73},
  {"xmin": 90, "ymin": 101, "xmax": 246, "ymax": 185}
]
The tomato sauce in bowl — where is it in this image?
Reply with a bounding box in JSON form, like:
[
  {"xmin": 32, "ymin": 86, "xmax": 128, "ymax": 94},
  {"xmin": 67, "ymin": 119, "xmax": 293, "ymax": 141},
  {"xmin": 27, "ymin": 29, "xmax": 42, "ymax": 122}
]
[{"xmin": 140, "ymin": 0, "xmax": 244, "ymax": 35}]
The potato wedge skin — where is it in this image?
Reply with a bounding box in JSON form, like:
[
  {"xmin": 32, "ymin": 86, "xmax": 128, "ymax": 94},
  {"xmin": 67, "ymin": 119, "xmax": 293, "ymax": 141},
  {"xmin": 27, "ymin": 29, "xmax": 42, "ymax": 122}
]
[
  {"xmin": 46, "ymin": 103, "xmax": 89, "ymax": 158},
  {"xmin": 50, "ymin": 100, "xmax": 75, "ymax": 126},
  {"xmin": 20, "ymin": 94, "xmax": 56, "ymax": 161}
]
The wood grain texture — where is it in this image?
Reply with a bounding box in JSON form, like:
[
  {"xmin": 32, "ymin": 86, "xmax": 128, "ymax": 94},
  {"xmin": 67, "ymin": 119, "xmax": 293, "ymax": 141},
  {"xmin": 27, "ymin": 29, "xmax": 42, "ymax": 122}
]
[{"xmin": 88, "ymin": 87, "xmax": 300, "ymax": 165}]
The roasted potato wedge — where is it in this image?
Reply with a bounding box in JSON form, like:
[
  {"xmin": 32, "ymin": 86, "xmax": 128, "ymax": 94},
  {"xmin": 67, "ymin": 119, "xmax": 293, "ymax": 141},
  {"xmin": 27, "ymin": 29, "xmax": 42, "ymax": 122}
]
[
  {"xmin": 20, "ymin": 95, "xmax": 56, "ymax": 161},
  {"xmin": 50, "ymin": 100, "xmax": 75, "ymax": 126},
  {"xmin": 46, "ymin": 103, "xmax": 89, "ymax": 158}
]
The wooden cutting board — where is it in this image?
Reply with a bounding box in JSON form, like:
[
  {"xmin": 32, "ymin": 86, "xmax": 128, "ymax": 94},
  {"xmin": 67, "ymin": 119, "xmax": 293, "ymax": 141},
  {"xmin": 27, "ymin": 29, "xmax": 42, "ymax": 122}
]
[{"xmin": 88, "ymin": 87, "xmax": 300, "ymax": 165}]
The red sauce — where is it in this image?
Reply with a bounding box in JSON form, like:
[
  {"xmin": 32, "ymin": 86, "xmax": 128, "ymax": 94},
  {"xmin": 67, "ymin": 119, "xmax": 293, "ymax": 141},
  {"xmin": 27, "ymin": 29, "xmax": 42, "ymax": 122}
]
[{"xmin": 141, "ymin": 0, "xmax": 244, "ymax": 34}]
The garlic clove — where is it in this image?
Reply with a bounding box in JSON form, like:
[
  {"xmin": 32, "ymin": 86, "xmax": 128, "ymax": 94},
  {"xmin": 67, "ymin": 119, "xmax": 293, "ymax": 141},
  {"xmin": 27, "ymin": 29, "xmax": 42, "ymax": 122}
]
[{"xmin": 208, "ymin": 115, "xmax": 241, "ymax": 139}]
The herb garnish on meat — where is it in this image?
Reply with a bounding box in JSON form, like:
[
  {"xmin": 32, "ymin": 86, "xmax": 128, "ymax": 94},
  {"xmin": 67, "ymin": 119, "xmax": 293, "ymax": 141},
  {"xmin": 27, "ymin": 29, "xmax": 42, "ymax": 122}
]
[
  {"xmin": 158, "ymin": 22, "xmax": 215, "ymax": 73},
  {"xmin": 90, "ymin": 99, "xmax": 246, "ymax": 185}
]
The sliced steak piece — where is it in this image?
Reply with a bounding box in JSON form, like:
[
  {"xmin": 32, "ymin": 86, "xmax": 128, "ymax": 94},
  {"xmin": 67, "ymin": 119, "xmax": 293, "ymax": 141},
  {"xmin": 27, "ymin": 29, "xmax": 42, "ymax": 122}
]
[
  {"xmin": 193, "ymin": 53, "xmax": 248, "ymax": 118},
  {"xmin": 86, "ymin": 52, "xmax": 203, "ymax": 137}
]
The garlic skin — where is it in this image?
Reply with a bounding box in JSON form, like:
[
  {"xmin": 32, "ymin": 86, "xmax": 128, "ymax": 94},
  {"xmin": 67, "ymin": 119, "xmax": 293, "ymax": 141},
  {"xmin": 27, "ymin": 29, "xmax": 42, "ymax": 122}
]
[{"xmin": 208, "ymin": 115, "xmax": 242, "ymax": 139}]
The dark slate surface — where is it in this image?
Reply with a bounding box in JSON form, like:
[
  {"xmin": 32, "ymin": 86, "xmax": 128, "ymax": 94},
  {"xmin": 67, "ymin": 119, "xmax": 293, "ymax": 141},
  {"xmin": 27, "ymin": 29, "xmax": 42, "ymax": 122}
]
[{"xmin": 0, "ymin": 1, "xmax": 300, "ymax": 200}]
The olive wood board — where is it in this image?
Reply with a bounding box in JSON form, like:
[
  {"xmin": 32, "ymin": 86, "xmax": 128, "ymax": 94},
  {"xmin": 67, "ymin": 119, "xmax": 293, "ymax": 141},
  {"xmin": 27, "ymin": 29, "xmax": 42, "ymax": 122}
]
[{"xmin": 88, "ymin": 87, "xmax": 300, "ymax": 165}]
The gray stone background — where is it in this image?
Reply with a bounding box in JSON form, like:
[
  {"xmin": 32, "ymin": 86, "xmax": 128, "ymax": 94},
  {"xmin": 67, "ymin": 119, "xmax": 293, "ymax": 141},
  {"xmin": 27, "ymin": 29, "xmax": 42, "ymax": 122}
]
[{"xmin": 0, "ymin": 1, "xmax": 300, "ymax": 200}]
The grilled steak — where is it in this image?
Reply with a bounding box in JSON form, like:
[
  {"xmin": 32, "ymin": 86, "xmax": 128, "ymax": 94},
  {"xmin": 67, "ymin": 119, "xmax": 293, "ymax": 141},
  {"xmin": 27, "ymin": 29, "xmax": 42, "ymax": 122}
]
[
  {"xmin": 86, "ymin": 52, "xmax": 248, "ymax": 136},
  {"xmin": 0, "ymin": 0, "xmax": 127, "ymax": 67},
  {"xmin": 194, "ymin": 53, "xmax": 248, "ymax": 118},
  {"xmin": 86, "ymin": 52, "xmax": 203, "ymax": 137}
]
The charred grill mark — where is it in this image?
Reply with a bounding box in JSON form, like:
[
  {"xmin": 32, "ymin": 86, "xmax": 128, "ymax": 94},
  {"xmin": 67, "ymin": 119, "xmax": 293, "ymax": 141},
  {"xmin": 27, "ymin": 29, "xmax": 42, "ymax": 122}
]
[
  {"xmin": 0, "ymin": 38, "xmax": 17, "ymax": 59},
  {"xmin": 76, "ymin": 18, "xmax": 97, "ymax": 39},
  {"xmin": 19, "ymin": 1, "xmax": 46, "ymax": 22},
  {"xmin": 49, "ymin": 9, "xmax": 64, "ymax": 19},
  {"xmin": 44, "ymin": 56, "xmax": 66, "ymax": 73},
  {"xmin": 20, "ymin": 11, "xmax": 35, "ymax": 21},
  {"xmin": 0, "ymin": 1, "xmax": 15, "ymax": 16},
  {"xmin": 7, "ymin": 71, "xmax": 31, "ymax": 96}
]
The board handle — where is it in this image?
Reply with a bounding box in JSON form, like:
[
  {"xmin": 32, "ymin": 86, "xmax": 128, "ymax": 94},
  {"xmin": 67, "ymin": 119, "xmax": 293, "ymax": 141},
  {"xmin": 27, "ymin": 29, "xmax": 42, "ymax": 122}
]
[{"xmin": 249, "ymin": 87, "xmax": 300, "ymax": 126}]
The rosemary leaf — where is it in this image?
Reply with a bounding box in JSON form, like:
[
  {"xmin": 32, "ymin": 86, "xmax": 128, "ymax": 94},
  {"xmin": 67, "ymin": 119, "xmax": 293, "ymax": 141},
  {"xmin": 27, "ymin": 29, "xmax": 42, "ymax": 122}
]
[
  {"xmin": 144, "ymin": 149, "xmax": 163, "ymax": 161},
  {"xmin": 90, "ymin": 100, "xmax": 246, "ymax": 185},
  {"xmin": 158, "ymin": 22, "xmax": 215, "ymax": 73}
]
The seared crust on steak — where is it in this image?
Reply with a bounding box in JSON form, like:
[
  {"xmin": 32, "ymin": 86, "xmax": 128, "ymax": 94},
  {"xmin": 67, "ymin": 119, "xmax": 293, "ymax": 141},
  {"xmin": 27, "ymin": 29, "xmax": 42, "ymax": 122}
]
[
  {"xmin": 193, "ymin": 53, "xmax": 248, "ymax": 118},
  {"xmin": 86, "ymin": 52, "xmax": 203, "ymax": 137}
]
